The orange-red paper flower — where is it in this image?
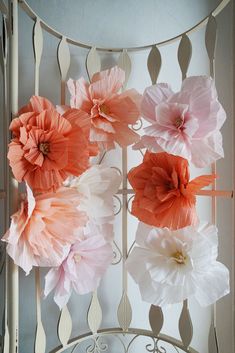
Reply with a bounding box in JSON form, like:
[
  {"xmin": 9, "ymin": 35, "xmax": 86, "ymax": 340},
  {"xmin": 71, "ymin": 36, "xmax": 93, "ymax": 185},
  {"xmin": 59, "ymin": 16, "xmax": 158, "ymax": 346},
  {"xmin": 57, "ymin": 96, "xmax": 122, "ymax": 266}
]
[
  {"xmin": 128, "ymin": 152, "xmax": 215, "ymax": 230},
  {"xmin": 67, "ymin": 66, "xmax": 142, "ymax": 151},
  {"xmin": 8, "ymin": 96, "xmax": 90, "ymax": 193}
]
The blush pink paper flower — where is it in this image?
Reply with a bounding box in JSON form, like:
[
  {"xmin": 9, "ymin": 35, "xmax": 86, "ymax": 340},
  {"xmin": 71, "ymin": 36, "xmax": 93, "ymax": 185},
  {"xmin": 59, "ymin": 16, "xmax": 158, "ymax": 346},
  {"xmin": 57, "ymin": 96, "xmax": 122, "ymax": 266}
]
[
  {"xmin": 44, "ymin": 221, "xmax": 113, "ymax": 309},
  {"xmin": 136, "ymin": 76, "xmax": 226, "ymax": 167},
  {"xmin": 67, "ymin": 66, "xmax": 141, "ymax": 150},
  {"xmin": 2, "ymin": 184, "xmax": 87, "ymax": 275},
  {"xmin": 8, "ymin": 96, "xmax": 90, "ymax": 193},
  {"xmin": 128, "ymin": 151, "xmax": 215, "ymax": 230}
]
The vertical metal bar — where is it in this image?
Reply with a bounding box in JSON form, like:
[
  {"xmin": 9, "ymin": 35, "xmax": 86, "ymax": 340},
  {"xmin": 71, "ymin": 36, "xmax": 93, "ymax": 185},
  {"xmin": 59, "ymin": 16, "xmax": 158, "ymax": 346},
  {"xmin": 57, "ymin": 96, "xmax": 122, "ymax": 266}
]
[{"xmin": 8, "ymin": 0, "xmax": 19, "ymax": 352}]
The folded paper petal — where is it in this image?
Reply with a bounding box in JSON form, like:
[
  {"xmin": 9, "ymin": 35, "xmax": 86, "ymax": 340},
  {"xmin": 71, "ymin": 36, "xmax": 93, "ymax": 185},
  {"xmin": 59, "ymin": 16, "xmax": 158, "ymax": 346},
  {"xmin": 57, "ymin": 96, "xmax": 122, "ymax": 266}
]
[
  {"xmin": 126, "ymin": 222, "xmax": 230, "ymax": 307},
  {"xmin": 138, "ymin": 76, "xmax": 226, "ymax": 167},
  {"xmin": 69, "ymin": 164, "xmax": 122, "ymax": 225},
  {"xmin": 44, "ymin": 221, "xmax": 113, "ymax": 309},
  {"xmin": 8, "ymin": 96, "xmax": 90, "ymax": 193},
  {"xmin": 128, "ymin": 151, "xmax": 215, "ymax": 230},
  {"xmin": 2, "ymin": 184, "xmax": 87, "ymax": 275},
  {"xmin": 67, "ymin": 66, "xmax": 141, "ymax": 151}
]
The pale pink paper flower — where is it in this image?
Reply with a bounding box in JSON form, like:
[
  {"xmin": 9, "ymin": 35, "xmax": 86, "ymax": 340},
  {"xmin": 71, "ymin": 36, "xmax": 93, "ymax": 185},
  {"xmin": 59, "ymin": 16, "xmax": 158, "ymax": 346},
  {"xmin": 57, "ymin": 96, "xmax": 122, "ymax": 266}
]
[
  {"xmin": 44, "ymin": 221, "xmax": 113, "ymax": 309},
  {"xmin": 2, "ymin": 184, "xmax": 87, "ymax": 275},
  {"xmin": 136, "ymin": 76, "xmax": 226, "ymax": 167},
  {"xmin": 67, "ymin": 66, "xmax": 142, "ymax": 150},
  {"xmin": 126, "ymin": 222, "xmax": 230, "ymax": 307}
]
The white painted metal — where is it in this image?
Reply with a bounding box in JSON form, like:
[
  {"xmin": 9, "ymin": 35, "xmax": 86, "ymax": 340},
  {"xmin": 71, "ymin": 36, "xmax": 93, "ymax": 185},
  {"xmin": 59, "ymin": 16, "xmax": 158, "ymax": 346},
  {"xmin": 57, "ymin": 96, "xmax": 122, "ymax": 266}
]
[{"xmin": 0, "ymin": 1, "xmax": 233, "ymax": 352}]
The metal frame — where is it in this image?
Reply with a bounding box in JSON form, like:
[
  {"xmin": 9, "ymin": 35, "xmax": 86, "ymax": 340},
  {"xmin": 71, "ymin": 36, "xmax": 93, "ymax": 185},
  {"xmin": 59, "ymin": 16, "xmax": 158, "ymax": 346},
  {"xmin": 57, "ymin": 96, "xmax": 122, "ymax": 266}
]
[{"xmin": 0, "ymin": 1, "xmax": 233, "ymax": 352}]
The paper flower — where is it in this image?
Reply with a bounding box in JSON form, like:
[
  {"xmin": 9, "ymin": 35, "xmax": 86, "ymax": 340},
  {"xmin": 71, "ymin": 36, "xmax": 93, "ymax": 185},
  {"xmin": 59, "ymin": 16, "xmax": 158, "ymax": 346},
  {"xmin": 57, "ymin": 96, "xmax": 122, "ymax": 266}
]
[
  {"xmin": 136, "ymin": 76, "xmax": 226, "ymax": 167},
  {"xmin": 67, "ymin": 66, "xmax": 141, "ymax": 150},
  {"xmin": 128, "ymin": 151, "xmax": 215, "ymax": 230},
  {"xmin": 70, "ymin": 164, "xmax": 122, "ymax": 225},
  {"xmin": 126, "ymin": 222, "xmax": 230, "ymax": 307},
  {"xmin": 8, "ymin": 96, "xmax": 90, "ymax": 193},
  {"xmin": 2, "ymin": 184, "xmax": 87, "ymax": 275},
  {"xmin": 44, "ymin": 221, "xmax": 113, "ymax": 309}
]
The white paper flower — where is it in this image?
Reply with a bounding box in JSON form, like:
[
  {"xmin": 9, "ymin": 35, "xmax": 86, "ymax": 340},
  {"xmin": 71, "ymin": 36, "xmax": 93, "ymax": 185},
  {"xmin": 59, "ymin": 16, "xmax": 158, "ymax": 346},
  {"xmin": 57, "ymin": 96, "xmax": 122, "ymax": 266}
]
[
  {"xmin": 126, "ymin": 222, "xmax": 229, "ymax": 307},
  {"xmin": 70, "ymin": 165, "xmax": 121, "ymax": 226}
]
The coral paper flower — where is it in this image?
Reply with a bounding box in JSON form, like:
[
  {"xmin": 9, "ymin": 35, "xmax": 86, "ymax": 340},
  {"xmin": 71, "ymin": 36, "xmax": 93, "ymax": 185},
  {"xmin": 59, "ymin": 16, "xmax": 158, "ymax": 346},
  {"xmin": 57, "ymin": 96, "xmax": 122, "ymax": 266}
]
[
  {"xmin": 2, "ymin": 184, "xmax": 87, "ymax": 275},
  {"xmin": 137, "ymin": 76, "xmax": 226, "ymax": 167},
  {"xmin": 128, "ymin": 152, "xmax": 215, "ymax": 230},
  {"xmin": 44, "ymin": 221, "xmax": 113, "ymax": 309},
  {"xmin": 126, "ymin": 222, "xmax": 230, "ymax": 307},
  {"xmin": 67, "ymin": 66, "xmax": 141, "ymax": 150},
  {"xmin": 8, "ymin": 96, "xmax": 90, "ymax": 193}
]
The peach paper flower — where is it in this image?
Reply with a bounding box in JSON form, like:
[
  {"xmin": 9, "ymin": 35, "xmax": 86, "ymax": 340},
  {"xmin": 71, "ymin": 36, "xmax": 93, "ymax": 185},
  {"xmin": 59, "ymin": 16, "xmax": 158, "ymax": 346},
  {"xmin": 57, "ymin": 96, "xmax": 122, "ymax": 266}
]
[
  {"xmin": 136, "ymin": 76, "xmax": 226, "ymax": 167},
  {"xmin": 67, "ymin": 66, "xmax": 141, "ymax": 150},
  {"xmin": 8, "ymin": 96, "xmax": 90, "ymax": 193},
  {"xmin": 128, "ymin": 152, "xmax": 215, "ymax": 230},
  {"xmin": 44, "ymin": 221, "xmax": 113, "ymax": 309},
  {"xmin": 2, "ymin": 184, "xmax": 87, "ymax": 275}
]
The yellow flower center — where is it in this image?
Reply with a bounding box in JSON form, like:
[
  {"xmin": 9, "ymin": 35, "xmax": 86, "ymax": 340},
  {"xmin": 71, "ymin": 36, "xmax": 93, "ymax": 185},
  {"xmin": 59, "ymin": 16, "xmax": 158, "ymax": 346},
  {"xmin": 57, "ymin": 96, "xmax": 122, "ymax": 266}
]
[
  {"xmin": 172, "ymin": 251, "xmax": 187, "ymax": 265},
  {"xmin": 39, "ymin": 142, "xmax": 50, "ymax": 155},
  {"xmin": 74, "ymin": 253, "xmax": 82, "ymax": 263},
  {"xmin": 175, "ymin": 116, "xmax": 183, "ymax": 129},
  {"xmin": 99, "ymin": 104, "xmax": 110, "ymax": 115}
]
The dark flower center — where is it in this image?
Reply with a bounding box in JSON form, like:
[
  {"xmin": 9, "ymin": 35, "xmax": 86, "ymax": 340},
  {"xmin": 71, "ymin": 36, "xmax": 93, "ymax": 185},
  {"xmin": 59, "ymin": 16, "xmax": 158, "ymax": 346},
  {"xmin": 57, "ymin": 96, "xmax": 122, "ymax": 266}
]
[
  {"xmin": 99, "ymin": 104, "xmax": 110, "ymax": 115},
  {"xmin": 175, "ymin": 116, "xmax": 184, "ymax": 129},
  {"xmin": 39, "ymin": 142, "xmax": 50, "ymax": 155},
  {"xmin": 172, "ymin": 251, "xmax": 187, "ymax": 264}
]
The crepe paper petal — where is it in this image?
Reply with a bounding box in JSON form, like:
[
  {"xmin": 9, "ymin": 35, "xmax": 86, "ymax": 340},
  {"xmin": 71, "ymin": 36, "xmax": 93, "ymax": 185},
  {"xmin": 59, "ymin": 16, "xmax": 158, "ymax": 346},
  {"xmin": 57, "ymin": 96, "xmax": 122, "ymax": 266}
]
[
  {"xmin": 126, "ymin": 222, "xmax": 230, "ymax": 307},
  {"xmin": 44, "ymin": 221, "xmax": 113, "ymax": 309},
  {"xmin": 8, "ymin": 96, "xmax": 90, "ymax": 193},
  {"xmin": 70, "ymin": 164, "xmax": 122, "ymax": 225},
  {"xmin": 2, "ymin": 184, "xmax": 87, "ymax": 275},
  {"xmin": 138, "ymin": 76, "xmax": 226, "ymax": 167},
  {"xmin": 128, "ymin": 151, "xmax": 215, "ymax": 230},
  {"xmin": 67, "ymin": 66, "xmax": 142, "ymax": 151}
]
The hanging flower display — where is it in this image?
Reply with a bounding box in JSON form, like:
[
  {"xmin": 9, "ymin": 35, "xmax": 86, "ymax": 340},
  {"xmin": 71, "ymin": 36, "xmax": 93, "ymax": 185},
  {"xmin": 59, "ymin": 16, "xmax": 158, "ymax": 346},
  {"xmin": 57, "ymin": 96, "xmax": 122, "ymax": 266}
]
[
  {"xmin": 126, "ymin": 222, "xmax": 230, "ymax": 307},
  {"xmin": 8, "ymin": 96, "xmax": 90, "ymax": 193},
  {"xmin": 2, "ymin": 184, "xmax": 87, "ymax": 275},
  {"xmin": 67, "ymin": 66, "xmax": 141, "ymax": 150},
  {"xmin": 44, "ymin": 221, "xmax": 113, "ymax": 309},
  {"xmin": 128, "ymin": 151, "xmax": 215, "ymax": 229},
  {"xmin": 135, "ymin": 76, "xmax": 226, "ymax": 167}
]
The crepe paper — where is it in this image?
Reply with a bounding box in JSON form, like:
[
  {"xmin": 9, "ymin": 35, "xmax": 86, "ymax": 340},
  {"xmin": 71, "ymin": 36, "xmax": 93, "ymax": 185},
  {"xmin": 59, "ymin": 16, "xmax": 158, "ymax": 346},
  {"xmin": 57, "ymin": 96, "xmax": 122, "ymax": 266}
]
[
  {"xmin": 44, "ymin": 221, "xmax": 113, "ymax": 309},
  {"xmin": 56, "ymin": 105, "xmax": 99, "ymax": 157},
  {"xmin": 8, "ymin": 96, "xmax": 90, "ymax": 193},
  {"xmin": 69, "ymin": 164, "xmax": 122, "ymax": 227},
  {"xmin": 128, "ymin": 151, "xmax": 215, "ymax": 230},
  {"xmin": 126, "ymin": 222, "xmax": 230, "ymax": 307},
  {"xmin": 135, "ymin": 76, "xmax": 226, "ymax": 167},
  {"xmin": 2, "ymin": 184, "xmax": 87, "ymax": 275},
  {"xmin": 67, "ymin": 65, "xmax": 142, "ymax": 151}
]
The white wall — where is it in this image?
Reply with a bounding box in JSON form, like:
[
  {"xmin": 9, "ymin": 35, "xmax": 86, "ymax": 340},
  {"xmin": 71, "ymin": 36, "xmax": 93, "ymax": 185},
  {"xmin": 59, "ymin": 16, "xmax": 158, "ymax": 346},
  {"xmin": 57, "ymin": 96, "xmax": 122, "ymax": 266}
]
[{"xmin": 0, "ymin": 1, "xmax": 233, "ymax": 352}]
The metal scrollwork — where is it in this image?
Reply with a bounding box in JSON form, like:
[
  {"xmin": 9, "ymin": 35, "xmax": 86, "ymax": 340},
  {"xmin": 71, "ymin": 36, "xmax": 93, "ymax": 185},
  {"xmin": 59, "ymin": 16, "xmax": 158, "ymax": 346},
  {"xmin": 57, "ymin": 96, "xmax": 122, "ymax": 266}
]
[
  {"xmin": 112, "ymin": 240, "xmax": 123, "ymax": 265},
  {"xmin": 86, "ymin": 337, "xmax": 108, "ymax": 353},
  {"xmin": 113, "ymin": 195, "xmax": 122, "ymax": 215},
  {"xmin": 131, "ymin": 118, "xmax": 143, "ymax": 131}
]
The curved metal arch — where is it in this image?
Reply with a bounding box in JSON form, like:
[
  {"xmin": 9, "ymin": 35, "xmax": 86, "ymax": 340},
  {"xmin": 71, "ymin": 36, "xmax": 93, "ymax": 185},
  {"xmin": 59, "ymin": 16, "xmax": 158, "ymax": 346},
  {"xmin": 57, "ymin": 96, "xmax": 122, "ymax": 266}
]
[
  {"xmin": 19, "ymin": 0, "xmax": 230, "ymax": 52},
  {"xmin": 49, "ymin": 328, "xmax": 199, "ymax": 353}
]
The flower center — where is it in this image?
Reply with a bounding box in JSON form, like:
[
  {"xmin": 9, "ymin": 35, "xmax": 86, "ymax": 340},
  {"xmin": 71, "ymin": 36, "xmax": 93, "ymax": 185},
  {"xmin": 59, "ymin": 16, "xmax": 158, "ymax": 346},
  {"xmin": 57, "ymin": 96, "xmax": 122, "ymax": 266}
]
[
  {"xmin": 172, "ymin": 251, "xmax": 187, "ymax": 265},
  {"xmin": 74, "ymin": 253, "xmax": 82, "ymax": 263},
  {"xmin": 99, "ymin": 103, "xmax": 110, "ymax": 115},
  {"xmin": 39, "ymin": 142, "xmax": 50, "ymax": 155},
  {"xmin": 175, "ymin": 116, "xmax": 184, "ymax": 129}
]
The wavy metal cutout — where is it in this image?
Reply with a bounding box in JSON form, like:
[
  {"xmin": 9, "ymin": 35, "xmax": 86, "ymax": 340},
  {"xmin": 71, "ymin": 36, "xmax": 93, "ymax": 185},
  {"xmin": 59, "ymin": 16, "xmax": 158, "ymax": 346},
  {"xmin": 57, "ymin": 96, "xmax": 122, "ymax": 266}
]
[
  {"xmin": 149, "ymin": 305, "xmax": 164, "ymax": 337},
  {"xmin": 178, "ymin": 300, "xmax": 193, "ymax": 349},
  {"xmin": 117, "ymin": 292, "xmax": 132, "ymax": 331},
  {"xmin": 58, "ymin": 305, "xmax": 72, "ymax": 347},
  {"xmin": 205, "ymin": 15, "xmax": 217, "ymax": 77},
  {"xmin": 33, "ymin": 19, "xmax": 43, "ymax": 95},
  {"xmin": 117, "ymin": 49, "xmax": 131, "ymax": 90},
  {"xmin": 147, "ymin": 46, "xmax": 162, "ymax": 84},
  {"xmin": 86, "ymin": 47, "xmax": 101, "ymax": 81},
  {"xmin": 57, "ymin": 36, "xmax": 70, "ymax": 104},
  {"xmin": 178, "ymin": 34, "xmax": 192, "ymax": 80},
  {"xmin": 87, "ymin": 291, "xmax": 102, "ymax": 334}
]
